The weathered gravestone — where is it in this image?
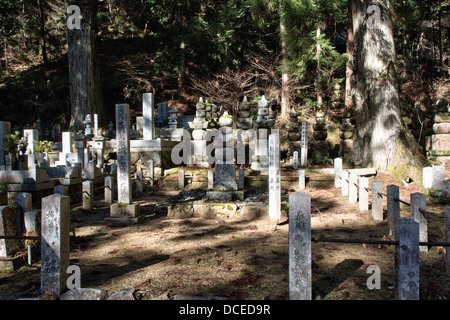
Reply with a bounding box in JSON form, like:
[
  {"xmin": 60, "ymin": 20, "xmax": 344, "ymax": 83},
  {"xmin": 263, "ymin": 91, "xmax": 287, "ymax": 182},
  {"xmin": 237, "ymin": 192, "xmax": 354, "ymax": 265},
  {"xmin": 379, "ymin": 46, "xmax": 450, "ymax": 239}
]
[
  {"xmin": 300, "ymin": 122, "xmax": 308, "ymax": 166},
  {"xmin": 423, "ymin": 167, "xmax": 432, "ymax": 189},
  {"xmin": 41, "ymin": 194, "xmax": 70, "ymax": 296},
  {"xmin": 395, "ymin": 218, "xmax": 419, "ymax": 300},
  {"xmin": 387, "ymin": 184, "xmax": 400, "ymax": 236},
  {"xmin": 116, "ymin": 104, "xmax": 132, "ymax": 204},
  {"xmin": 410, "ymin": 192, "xmax": 427, "ymax": 252},
  {"xmin": 432, "ymin": 165, "xmax": 445, "ymax": 191},
  {"xmin": 268, "ymin": 133, "xmax": 281, "ymax": 222},
  {"xmin": 371, "ymin": 181, "xmax": 383, "ymax": 221},
  {"xmin": 334, "ymin": 158, "xmax": 343, "ymax": 188},
  {"xmin": 359, "ymin": 177, "xmax": 369, "ymax": 211},
  {"xmin": 107, "ymin": 104, "xmax": 141, "ymax": 224},
  {"xmin": 293, "ymin": 151, "xmax": 298, "ymax": 170},
  {"xmin": 143, "ymin": 93, "xmax": 155, "ymax": 140},
  {"xmin": 289, "ymin": 191, "xmax": 311, "ymax": 300}
]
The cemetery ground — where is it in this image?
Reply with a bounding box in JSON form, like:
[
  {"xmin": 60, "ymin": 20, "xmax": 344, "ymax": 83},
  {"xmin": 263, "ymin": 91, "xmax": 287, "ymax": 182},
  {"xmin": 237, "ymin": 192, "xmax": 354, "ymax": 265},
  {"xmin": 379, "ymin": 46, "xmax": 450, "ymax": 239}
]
[{"xmin": 1, "ymin": 166, "xmax": 450, "ymax": 300}]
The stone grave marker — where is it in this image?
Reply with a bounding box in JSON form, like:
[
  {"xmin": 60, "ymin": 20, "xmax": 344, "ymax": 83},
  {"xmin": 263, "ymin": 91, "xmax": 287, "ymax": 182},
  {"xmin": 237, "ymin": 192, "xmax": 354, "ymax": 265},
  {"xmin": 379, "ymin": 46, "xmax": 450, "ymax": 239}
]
[
  {"xmin": 41, "ymin": 194, "xmax": 70, "ymax": 296},
  {"xmin": 147, "ymin": 160, "xmax": 154, "ymax": 186},
  {"xmin": 341, "ymin": 171, "xmax": 349, "ymax": 196},
  {"xmin": 334, "ymin": 158, "xmax": 342, "ymax": 188},
  {"xmin": 269, "ymin": 133, "xmax": 281, "ymax": 222},
  {"xmin": 298, "ymin": 170, "xmax": 305, "ymax": 190},
  {"xmin": 289, "ymin": 191, "xmax": 311, "ymax": 300},
  {"xmin": 348, "ymin": 173, "xmax": 358, "ymax": 203},
  {"xmin": 300, "ymin": 122, "xmax": 307, "ymax": 166},
  {"xmin": 143, "ymin": 93, "xmax": 155, "ymax": 140},
  {"xmin": 423, "ymin": 167, "xmax": 432, "ymax": 189},
  {"xmin": 432, "ymin": 166, "xmax": 445, "ymax": 191},
  {"xmin": 23, "ymin": 129, "xmax": 38, "ymax": 155},
  {"xmin": 371, "ymin": 181, "xmax": 383, "ymax": 221},
  {"xmin": 116, "ymin": 104, "xmax": 132, "ymax": 205},
  {"xmin": 387, "ymin": 184, "xmax": 400, "ymax": 235},
  {"xmin": 358, "ymin": 177, "xmax": 369, "ymax": 211},
  {"xmin": 293, "ymin": 151, "xmax": 298, "ymax": 170},
  {"xmin": 395, "ymin": 218, "xmax": 419, "ymax": 300},
  {"xmin": 410, "ymin": 192, "xmax": 428, "ymax": 252}
]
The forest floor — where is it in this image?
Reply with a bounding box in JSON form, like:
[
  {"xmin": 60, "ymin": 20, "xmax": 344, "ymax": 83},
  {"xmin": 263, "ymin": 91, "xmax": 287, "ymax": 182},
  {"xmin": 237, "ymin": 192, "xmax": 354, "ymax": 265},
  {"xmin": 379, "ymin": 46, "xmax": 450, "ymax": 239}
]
[{"xmin": 1, "ymin": 166, "xmax": 450, "ymax": 300}]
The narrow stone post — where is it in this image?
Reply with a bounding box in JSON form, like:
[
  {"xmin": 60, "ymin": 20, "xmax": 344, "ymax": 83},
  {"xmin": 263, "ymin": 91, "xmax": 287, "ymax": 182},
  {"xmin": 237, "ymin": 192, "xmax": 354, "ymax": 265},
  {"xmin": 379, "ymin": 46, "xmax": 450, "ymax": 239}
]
[
  {"xmin": 24, "ymin": 210, "xmax": 39, "ymax": 234},
  {"xmin": 395, "ymin": 218, "xmax": 420, "ymax": 300},
  {"xmin": 208, "ymin": 169, "xmax": 214, "ymax": 190},
  {"xmin": 298, "ymin": 170, "xmax": 306, "ymax": 190},
  {"xmin": 116, "ymin": 104, "xmax": 132, "ymax": 205},
  {"xmin": 341, "ymin": 171, "xmax": 349, "ymax": 196},
  {"xmin": 41, "ymin": 194, "xmax": 70, "ymax": 296},
  {"xmin": 300, "ymin": 122, "xmax": 308, "ymax": 166},
  {"xmin": 443, "ymin": 180, "xmax": 450, "ymax": 200},
  {"xmin": 82, "ymin": 180, "xmax": 94, "ymax": 211},
  {"xmin": 371, "ymin": 181, "xmax": 383, "ymax": 221},
  {"xmin": 348, "ymin": 173, "xmax": 358, "ymax": 203},
  {"xmin": 104, "ymin": 176, "xmax": 115, "ymax": 204},
  {"xmin": 422, "ymin": 167, "xmax": 432, "ymax": 189},
  {"xmin": 445, "ymin": 206, "xmax": 450, "ymax": 276},
  {"xmin": 23, "ymin": 129, "xmax": 38, "ymax": 154},
  {"xmin": 432, "ymin": 165, "xmax": 445, "ymax": 191},
  {"xmin": 143, "ymin": 93, "xmax": 155, "ymax": 140},
  {"xmin": 238, "ymin": 169, "xmax": 245, "ymax": 190},
  {"xmin": 15, "ymin": 192, "xmax": 32, "ymax": 235},
  {"xmin": 269, "ymin": 133, "xmax": 281, "ymax": 222},
  {"xmin": 136, "ymin": 171, "xmax": 144, "ymax": 193},
  {"xmin": 293, "ymin": 151, "xmax": 298, "ymax": 170},
  {"xmin": 358, "ymin": 177, "xmax": 369, "ymax": 211},
  {"xmin": 147, "ymin": 160, "xmax": 154, "ymax": 187},
  {"xmin": 410, "ymin": 192, "xmax": 428, "ymax": 252},
  {"xmin": 178, "ymin": 170, "xmax": 185, "ymax": 189},
  {"xmin": 387, "ymin": 184, "xmax": 400, "ymax": 235},
  {"xmin": 289, "ymin": 191, "xmax": 311, "ymax": 300},
  {"xmin": 334, "ymin": 158, "xmax": 342, "ymax": 188}
]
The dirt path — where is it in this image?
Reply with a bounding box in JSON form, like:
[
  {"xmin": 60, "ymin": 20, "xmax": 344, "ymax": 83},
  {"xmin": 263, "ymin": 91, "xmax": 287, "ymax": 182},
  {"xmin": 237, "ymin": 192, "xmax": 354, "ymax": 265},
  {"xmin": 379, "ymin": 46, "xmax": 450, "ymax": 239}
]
[{"xmin": 1, "ymin": 172, "xmax": 449, "ymax": 300}]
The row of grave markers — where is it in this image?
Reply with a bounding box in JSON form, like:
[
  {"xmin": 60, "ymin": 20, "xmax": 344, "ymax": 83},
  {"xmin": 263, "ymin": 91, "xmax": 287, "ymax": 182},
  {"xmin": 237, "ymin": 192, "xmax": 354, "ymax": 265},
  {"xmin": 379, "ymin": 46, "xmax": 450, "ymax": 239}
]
[
  {"xmin": 288, "ymin": 190, "xmax": 450, "ymax": 300},
  {"xmin": 333, "ymin": 158, "xmax": 432, "ymax": 251}
]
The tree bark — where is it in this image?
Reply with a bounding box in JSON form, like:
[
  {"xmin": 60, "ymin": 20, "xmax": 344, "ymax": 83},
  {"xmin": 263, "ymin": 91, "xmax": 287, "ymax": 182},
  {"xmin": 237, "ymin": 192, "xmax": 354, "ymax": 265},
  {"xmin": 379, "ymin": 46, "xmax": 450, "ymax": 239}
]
[
  {"xmin": 67, "ymin": 0, "xmax": 103, "ymax": 131},
  {"xmin": 279, "ymin": 0, "xmax": 290, "ymax": 118},
  {"xmin": 176, "ymin": 3, "xmax": 186, "ymax": 97},
  {"xmin": 345, "ymin": 0, "xmax": 354, "ymax": 110},
  {"xmin": 351, "ymin": 0, "xmax": 406, "ymax": 172},
  {"xmin": 38, "ymin": 0, "xmax": 48, "ymax": 65},
  {"xmin": 316, "ymin": 24, "xmax": 325, "ymax": 108}
]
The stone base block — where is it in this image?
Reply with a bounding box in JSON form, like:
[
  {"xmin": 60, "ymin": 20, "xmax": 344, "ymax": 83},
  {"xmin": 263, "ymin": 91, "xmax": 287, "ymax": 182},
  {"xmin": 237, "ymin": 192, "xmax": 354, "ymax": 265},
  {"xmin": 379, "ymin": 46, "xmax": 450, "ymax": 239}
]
[
  {"xmin": 206, "ymin": 191, "xmax": 232, "ymax": 202},
  {"xmin": 167, "ymin": 204, "xmax": 194, "ymax": 219},
  {"xmin": 109, "ymin": 203, "xmax": 141, "ymax": 219},
  {"xmin": 193, "ymin": 203, "xmax": 237, "ymax": 218},
  {"xmin": 104, "ymin": 215, "xmax": 145, "ymax": 226},
  {"xmin": 431, "ymin": 134, "xmax": 450, "ymax": 150}
]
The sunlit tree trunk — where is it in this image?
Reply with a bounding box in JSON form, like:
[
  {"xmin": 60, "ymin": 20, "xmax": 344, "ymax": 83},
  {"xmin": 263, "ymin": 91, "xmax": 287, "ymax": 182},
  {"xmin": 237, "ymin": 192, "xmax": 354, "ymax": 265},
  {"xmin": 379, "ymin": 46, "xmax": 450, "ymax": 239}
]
[
  {"xmin": 345, "ymin": 0, "xmax": 354, "ymax": 110},
  {"xmin": 38, "ymin": 0, "xmax": 48, "ymax": 65},
  {"xmin": 67, "ymin": 0, "xmax": 103, "ymax": 131},
  {"xmin": 316, "ymin": 24, "xmax": 325, "ymax": 108},
  {"xmin": 351, "ymin": 0, "xmax": 406, "ymax": 171},
  {"xmin": 279, "ymin": 0, "xmax": 290, "ymax": 118},
  {"xmin": 176, "ymin": 2, "xmax": 186, "ymax": 96}
]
